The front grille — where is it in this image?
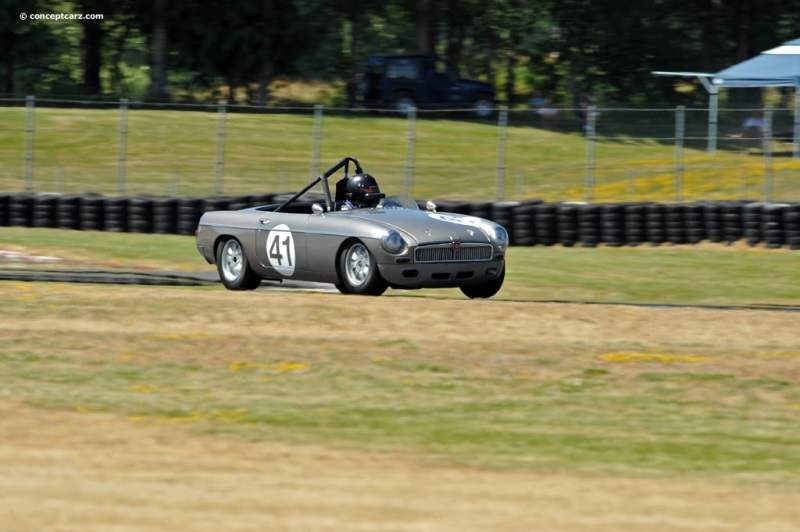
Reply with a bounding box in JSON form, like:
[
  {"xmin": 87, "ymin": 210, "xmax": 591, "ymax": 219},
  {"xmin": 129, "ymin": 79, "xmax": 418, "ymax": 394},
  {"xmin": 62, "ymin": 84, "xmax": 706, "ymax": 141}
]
[{"xmin": 414, "ymin": 243, "xmax": 493, "ymax": 263}]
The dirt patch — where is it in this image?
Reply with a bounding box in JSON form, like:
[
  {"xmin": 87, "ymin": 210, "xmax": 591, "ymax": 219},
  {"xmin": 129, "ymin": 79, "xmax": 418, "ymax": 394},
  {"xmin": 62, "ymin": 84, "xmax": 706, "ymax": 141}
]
[{"xmin": 2, "ymin": 401, "xmax": 799, "ymax": 532}]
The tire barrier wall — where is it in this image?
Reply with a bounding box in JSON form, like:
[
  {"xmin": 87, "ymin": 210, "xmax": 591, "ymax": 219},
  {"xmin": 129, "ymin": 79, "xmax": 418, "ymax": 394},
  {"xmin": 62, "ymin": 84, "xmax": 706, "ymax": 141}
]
[{"xmin": 1, "ymin": 193, "xmax": 799, "ymax": 250}]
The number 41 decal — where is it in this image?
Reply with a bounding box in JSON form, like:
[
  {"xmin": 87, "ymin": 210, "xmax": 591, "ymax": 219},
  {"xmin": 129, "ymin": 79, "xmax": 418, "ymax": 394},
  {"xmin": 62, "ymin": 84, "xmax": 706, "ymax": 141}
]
[
  {"xmin": 269, "ymin": 235, "xmax": 292, "ymax": 266},
  {"xmin": 266, "ymin": 224, "xmax": 296, "ymax": 277}
]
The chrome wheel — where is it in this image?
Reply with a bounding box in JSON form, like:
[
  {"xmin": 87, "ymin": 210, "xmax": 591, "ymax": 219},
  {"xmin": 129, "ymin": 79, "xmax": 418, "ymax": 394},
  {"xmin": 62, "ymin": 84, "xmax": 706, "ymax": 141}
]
[
  {"xmin": 338, "ymin": 240, "xmax": 388, "ymax": 296},
  {"xmin": 344, "ymin": 243, "xmax": 371, "ymax": 287},
  {"xmin": 221, "ymin": 239, "xmax": 244, "ymax": 282},
  {"xmin": 216, "ymin": 238, "xmax": 261, "ymax": 290}
]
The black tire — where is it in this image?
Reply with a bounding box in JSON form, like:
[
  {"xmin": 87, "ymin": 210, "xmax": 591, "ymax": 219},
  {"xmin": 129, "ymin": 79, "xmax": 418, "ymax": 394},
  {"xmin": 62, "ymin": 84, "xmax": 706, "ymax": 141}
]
[
  {"xmin": 393, "ymin": 92, "xmax": 416, "ymax": 116},
  {"xmin": 216, "ymin": 238, "xmax": 262, "ymax": 291},
  {"xmin": 104, "ymin": 197, "xmax": 129, "ymax": 233},
  {"xmin": 32, "ymin": 194, "xmax": 58, "ymax": 228},
  {"xmin": 472, "ymin": 95, "xmax": 494, "ymax": 118},
  {"xmin": 460, "ymin": 267, "xmax": 505, "ymax": 299},
  {"xmin": 56, "ymin": 195, "xmax": 81, "ymax": 230},
  {"xmin": 337, "ymin": 240, "xmax": 388, "ymax": 296},
  {"xmin": 80, "ymin": 195, "xmax": 105, "ymax": 231}
]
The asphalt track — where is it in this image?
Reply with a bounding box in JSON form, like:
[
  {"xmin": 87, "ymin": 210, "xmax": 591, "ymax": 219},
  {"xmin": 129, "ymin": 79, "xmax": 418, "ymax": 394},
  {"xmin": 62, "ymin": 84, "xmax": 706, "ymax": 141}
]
[
  {"xmin": 0, "ymin": 266, "xmax": 339, "ymax": 292},
  {"xmin": 2, "ymin": 265, "xmax": 800, "ymax": 312}
]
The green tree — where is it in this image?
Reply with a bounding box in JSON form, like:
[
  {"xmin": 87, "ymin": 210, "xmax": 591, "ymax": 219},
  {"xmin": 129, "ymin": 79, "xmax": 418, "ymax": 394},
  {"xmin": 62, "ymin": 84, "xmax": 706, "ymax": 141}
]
[{"xmin": 0, "ymin": 0, "xmax": 60, "ymax": 95}]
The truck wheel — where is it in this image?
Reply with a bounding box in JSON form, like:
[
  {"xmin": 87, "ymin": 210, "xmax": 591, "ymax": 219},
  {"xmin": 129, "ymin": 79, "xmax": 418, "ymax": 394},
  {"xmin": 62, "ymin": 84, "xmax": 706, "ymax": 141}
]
[
  {"xmin": 473, "ymin": 97, "xmax": 494, "ymax": 118},
  {"xmin": 393, "ymin": 94, "xmax": 416, "ymax": 115}
]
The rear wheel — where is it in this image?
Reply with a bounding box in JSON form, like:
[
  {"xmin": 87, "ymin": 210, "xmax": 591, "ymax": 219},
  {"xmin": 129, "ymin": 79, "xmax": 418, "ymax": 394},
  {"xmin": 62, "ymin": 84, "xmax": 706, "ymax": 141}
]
[
  {"xmin": 473, "ymin": 96, "xmax": 494, "ymax": 118},
  {"xmin": 460, "ymin": 267, "xmax": 504, "ymax": 299},
  {"xmin": 338, "ymin": 240, "xmax": 388, "ymax": 296},
  {"xmin": 393, "ymin": 93, "xmax": 415, "ymax": 116},
  {"xmin": 217, "ymin": 238, "xmax": 262, "ymax": 291}
]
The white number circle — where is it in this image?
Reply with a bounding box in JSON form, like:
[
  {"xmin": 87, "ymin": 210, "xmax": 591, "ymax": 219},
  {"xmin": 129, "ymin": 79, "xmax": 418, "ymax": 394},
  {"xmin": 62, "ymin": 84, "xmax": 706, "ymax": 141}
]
[
  {"xmin": 266, "ymin": 224, "xmax": 295, "ymax": 277},
  {"xmin": 428, "ymin": 212, "xmax": 483, "ymax": 227}
]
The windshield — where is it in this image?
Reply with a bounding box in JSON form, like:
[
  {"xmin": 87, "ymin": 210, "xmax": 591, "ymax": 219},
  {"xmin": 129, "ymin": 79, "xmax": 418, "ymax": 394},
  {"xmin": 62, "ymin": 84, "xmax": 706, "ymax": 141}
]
[{"xmin": 379, "ymin": 195, "xmax": 420, "ymax": 210}]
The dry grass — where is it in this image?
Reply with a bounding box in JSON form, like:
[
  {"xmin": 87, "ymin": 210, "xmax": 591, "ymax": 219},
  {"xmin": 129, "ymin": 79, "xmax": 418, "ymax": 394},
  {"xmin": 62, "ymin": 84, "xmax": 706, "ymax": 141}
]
[{"xmin": 2, "ymin": 226, "xmax": 800, "ymax": 529}]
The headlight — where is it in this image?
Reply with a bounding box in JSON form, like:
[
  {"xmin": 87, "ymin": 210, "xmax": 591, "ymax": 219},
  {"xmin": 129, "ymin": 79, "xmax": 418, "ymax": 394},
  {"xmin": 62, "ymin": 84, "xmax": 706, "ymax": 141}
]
[
  {"xmin": 381, "ymin": 230, "xmax": 406, "ymax": 254},
  {"xmin": 485, "ymin": 223, "xmax": 509, "ymax": 250}
]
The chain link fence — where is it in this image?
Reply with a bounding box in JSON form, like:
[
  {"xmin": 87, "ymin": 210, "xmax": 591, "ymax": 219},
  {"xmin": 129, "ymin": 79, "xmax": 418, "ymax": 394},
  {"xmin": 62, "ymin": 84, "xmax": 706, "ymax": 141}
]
[{"xmin": 1, "ymin": 97, "xmax": 798, "ymax": 202}]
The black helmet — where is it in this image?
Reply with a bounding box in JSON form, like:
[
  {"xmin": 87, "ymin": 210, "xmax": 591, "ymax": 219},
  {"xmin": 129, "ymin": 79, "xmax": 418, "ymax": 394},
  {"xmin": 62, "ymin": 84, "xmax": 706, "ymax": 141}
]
[{"xmin": 345, "ymin": 173, "xmax": 385, "ymax": 208}]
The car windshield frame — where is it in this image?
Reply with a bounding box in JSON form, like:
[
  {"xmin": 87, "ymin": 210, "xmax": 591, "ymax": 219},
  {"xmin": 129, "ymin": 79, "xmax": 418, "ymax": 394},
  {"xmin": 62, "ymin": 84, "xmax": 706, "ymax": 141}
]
[{"xmin": 379, "ymin": 195, "xmax": 419, "ymax": 210}]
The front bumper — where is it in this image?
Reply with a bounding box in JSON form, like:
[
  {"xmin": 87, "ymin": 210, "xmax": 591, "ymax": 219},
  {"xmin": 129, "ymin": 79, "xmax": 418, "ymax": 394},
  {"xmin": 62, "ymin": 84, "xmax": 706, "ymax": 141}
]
[{"xmin": 378, "ymin": 259, "xmax": 505, "ymax": 289}]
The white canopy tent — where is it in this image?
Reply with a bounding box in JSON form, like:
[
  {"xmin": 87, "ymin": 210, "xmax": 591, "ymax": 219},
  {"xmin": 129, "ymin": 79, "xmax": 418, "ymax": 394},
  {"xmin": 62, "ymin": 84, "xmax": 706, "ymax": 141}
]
[{"xmin": 654, "ymin": 38, "xmax": 800, "ymax": 158}]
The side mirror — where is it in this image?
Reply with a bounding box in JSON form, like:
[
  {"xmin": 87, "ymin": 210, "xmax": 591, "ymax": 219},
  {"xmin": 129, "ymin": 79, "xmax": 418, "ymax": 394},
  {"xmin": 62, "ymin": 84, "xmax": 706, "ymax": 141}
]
[
  {"xmin": 426, "ymin": 201, "xmax": 437, "ymax": 212},
  {"xmin": 312, "ymin": 203, "xmax": 325, "ymax": 214}
]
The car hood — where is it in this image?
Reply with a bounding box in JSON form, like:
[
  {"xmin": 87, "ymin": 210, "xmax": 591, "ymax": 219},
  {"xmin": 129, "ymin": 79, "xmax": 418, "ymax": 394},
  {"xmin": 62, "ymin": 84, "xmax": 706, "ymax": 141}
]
[{"xmin": 346, "ymin": 208, "xmax": 492, "ymax": 246}]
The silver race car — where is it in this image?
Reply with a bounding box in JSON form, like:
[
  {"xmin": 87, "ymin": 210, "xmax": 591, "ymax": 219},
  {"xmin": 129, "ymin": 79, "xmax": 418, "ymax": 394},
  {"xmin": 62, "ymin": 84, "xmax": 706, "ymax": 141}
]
[{"xmin": 196, "ymin": 157, "xmax": 507, "ymax": 298}]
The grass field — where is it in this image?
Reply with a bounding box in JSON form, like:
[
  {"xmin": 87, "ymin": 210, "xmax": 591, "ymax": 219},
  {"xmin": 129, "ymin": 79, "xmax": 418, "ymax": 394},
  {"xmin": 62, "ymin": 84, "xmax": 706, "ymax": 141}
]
[
  {"xmin": 2, "ymin": 105, "xmax": 800, "ymax": 202},
  {"xmin": 2, "ymin": 229, "xmax": 800, "ymax": 529}
]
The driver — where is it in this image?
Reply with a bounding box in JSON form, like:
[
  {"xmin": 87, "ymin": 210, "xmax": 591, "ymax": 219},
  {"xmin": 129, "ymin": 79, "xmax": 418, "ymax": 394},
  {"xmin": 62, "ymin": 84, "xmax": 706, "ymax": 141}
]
[{"xmin": 338, "ymin": 173, "xmax": 385, "ymax": 210}]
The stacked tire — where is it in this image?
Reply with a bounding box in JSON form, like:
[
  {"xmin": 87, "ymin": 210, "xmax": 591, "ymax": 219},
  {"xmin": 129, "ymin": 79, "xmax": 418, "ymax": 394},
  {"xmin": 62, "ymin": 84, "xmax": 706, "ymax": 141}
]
[
  {"xmin": 9, "ymin": 194, "xmax": 34, "ymax": 227},
  {"xmin": 534, "ymin": 203, "xmax": 558, "ymax": 246},
  {"xmin": 128, "ymin": 196, "xmax": 154, "ymax": 233},
  {"xmin": 703, "ymin": 202, "xmax": 723, "ymax": 244},
  {"xmin": 578, "ymin": 203, "xmax": 601, "ymax": 248},
  {"xmin": 104, "ymin": 197, "xmax": 129, "ymax": 233},
  {"xmin": 32, "ymin": 194, "xmax": 57, "ymax": 228},
  {"xmin": 600, "ymin": 204, "xmax": 625, "ymax": 247},
  {"xmin": 176, "ymin": 197, "xmax": 203, "ymax": 236},
  {"xmin": 489, "ymin": 201, "xmax": 519, "ymax": 245},
  {"xmin": 512, "ymin": 202, "xmax": 538, "ymax": 246},
  {"xmin": 152, "ymin": 197, "xmax": 178, "ymax": 234},
  {"xmin": 80, "ymin": 195, "xmax": 105, "ymax": 231},
  {"xmin": 624, "ymin": 203, "xmax": 647, "ymax": 247},
  {"xmin": 56, "ymin": 195, "xmax": 81, "ymax": 230},
  {"xmin": 0, "ymin": 194, "xmax": 10, "ymax": 227},
  {"xmin": 721, "ymin": 203, "xmax": 743, "ymax": 245},
  {"xmin": 785, "ymin": 204, "xmax": 800, "ymax": 250},
  {"xmin": 683, "ymin": 204, "xmax": 704, "ymax": 245},
  {"xmin": 743, "ymin": 203, "xmax": 764, "ymax": 247},
  {"xmin": 763, "ymin": 204, "xmax": 788, "ymax": 249},
  {"xmin": 557, "ymin": 203, "xmax": 580, "ymax": 247},
  {"xmin": 470, "ymin": 201, "xmax": 492, "ymax": 223},
  {"xmin": 2, "ymin": 192, "xmax": 800, "ymax": 251},
  {"xmin": 664, "ymin": 204, "xmax": 685, "ymax": 245},
  {"xmin": 645, "ymin": 203, "xmax": 666, "ymax": 246}
]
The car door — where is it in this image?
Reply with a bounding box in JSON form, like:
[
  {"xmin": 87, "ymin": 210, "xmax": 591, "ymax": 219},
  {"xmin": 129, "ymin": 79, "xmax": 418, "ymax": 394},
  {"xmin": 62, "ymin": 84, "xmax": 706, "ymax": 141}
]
[
  {"xmin": 254, "ymin": 211, "xmax": 309, "ymax": 280},
  {"xmin": 418, "ymin": 58, "xmax": 451, "ymax": 105}
]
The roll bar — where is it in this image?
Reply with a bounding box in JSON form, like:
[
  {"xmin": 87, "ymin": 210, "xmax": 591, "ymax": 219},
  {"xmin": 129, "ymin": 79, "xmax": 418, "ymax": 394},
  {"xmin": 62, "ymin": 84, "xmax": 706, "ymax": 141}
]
[{"xmin": 274, "ymin": 156, "xmax": 363, "ymax": 213}]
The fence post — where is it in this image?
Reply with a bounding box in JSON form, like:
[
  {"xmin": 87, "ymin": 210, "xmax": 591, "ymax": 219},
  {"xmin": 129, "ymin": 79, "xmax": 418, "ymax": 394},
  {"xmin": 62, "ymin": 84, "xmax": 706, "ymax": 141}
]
[
  {"xmin": 496, "ymin": 105, "xmax": 508, "ymax": 201},
  {"xmin": 584, "ymin": 105, "xmax": 597, "ymax": 203},
  {"xmin": 763, "ymin": 106, "xmax": 773, "ymax": 201},
  {"xmin": 117, "ymin": 98, "xmax": 129, "ymax": 195},
  {"xmin": 794, "ymin": 86, "xmax": 800, "ymax": 160},
  {"xmin": 708, "ymin": 88, "xmax": 718, "ymax": 155},
  {"xmin": 23, "ymin": 95, "xmax": 35, "ymax": 193},
  {"xmin": 215, "ymin": 101, "xmax": 227, "ymax": 195},
  {"xmin": 404, "ymin": 106, "xmax": 417, "ymax": 195},
  {"xmin": 674, "ymin": 105, "xmax": 685, "ymax": 203},
  {"xmin": 311, "ymin": 104, "xmax": 323, "ymax": 178}
]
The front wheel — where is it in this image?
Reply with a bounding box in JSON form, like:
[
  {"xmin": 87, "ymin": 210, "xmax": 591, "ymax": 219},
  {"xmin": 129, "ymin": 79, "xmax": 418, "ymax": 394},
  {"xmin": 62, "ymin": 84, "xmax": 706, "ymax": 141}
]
[
  {"xmin": 460, "ymin": 267, "xmax": 504, "ymax": 299},
  {"xmin": 338, "ymin": 240, "xmax": 388, "ymax": 296},
  {"xmin": 217, "ymin": 238, "xmax": 262, "ymax": 291},
  {"xmin": 473, "ymin": 97, "xmax": 494, "ymax": 118}
]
